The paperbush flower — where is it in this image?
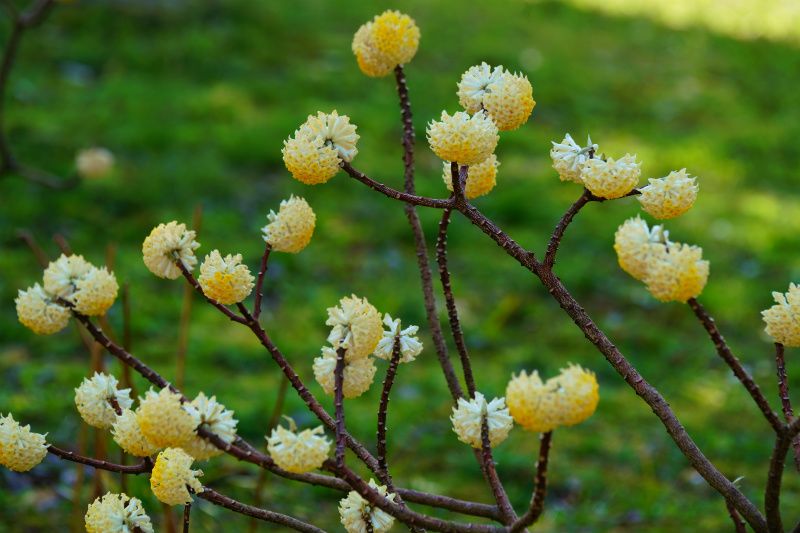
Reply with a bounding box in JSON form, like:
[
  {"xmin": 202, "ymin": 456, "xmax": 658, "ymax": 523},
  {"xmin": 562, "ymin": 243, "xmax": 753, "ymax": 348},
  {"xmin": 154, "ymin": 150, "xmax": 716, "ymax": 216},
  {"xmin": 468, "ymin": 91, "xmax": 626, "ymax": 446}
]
[
  {"xmin": 339, "ymin": 479, "xmax": 396, "ymax": 533},
  {"xmin": 0, "ymin": 414, "xmax": 48, "ymax": 472},
  {"xmin": 373, "ymin": 314, "xmax": 422, "ymax": 363},
  {"xmin": 313, "ymin": 346, "xmax": 377, "ymax": 398},
  {"xmin": 614, "ymin": 216, "xmax": 669, "ymax": 281},
  {"xmin": 638, "ymin": 168, "xmax": 699, "ymax": 219},
  {"xmin": 198, "ymin": 251, "xmax": 254, "ymax": 305},
  {"xmin": 71, "ymin": 266, "xmax": 119, "ymax": 316},
  {"xmin": 150, "ymin": 448, "xmax": 203, "ymax": 506},
  {"xmin": 581, "ymin": 154, "xmax": 641, "ymax": 199},
  {"xmin": 142, "ymin": 221, "xmax": 200, "ymax": 279},
  {"xmin": 112, "ymin": 409, "xmax": 160, "ymax": 457},
  {"xmin": 326, "ymin": 295, "xmax": 383, "ymax": 360},
  {"xmin": 76, "ymin": 147, "xmax": 114, "ymax": 180},
  {"xmin": 450, "ymin": 392, "xmax": 513, "ymax": 448},
  {"xmin": 15, "ymin": 283, "xmax": 71, "ymax": 335},
  {"xmin": 43, "ymin": 254, "xmax": 93, "ymax": 298},
  {"xmin": 352, "ymin": 10, "xmax": 419, "ymax": 77},
  {"xmin": 85, "ymin": 492, "xmax": 154, "ymax": 533},
  {"xmin": 261, "ymin": 196, "xmax": 316, "ymax": 253},
  {"xmin": 282, "ymin": 134, "xmax": 341, "ymax": 185},
  {"xmin": 762, "ymin": 283, "xmax": 800, "ymax": 347},
  {"xmin": 136, "ymin": 387, "xmax": 196, "ymax": 448},
  {"xmin": 74, "ymin": 372, "xmax": 133, "ymax": 429},
  {"xmin": 505, "ymin": 371, "xmax": 561, "ymax": 432},
  {"xmin": 457, "ymin": 63, "xmax": 535, "ymax": 130},
  {"xmin": 267, "ymin": 420, "xmax": 331, "ymax": 474},
  {"xmin": 441, "ymin": 154, "xmax": 499, "ymax": 199},
  {"xmin": 457, "ymin": 62, "xmax": 504, "ymax": 114},
  {"xmin": 299, "ymin": 110, "xmax": 360, "ymax": 162},
  {"xmin": 427, "ymin": 111, "xmax": 499, "ymax": 166},
  {"xmin": 550, "ymin": 134, "xmax": 597, "ymax": 184},
  {"xmin": 548, "ymin": 364, "xmax": 599, "ymax": 427},
  {"xmin": 181, "ymin": 393, "xmax": 238, "ymax": 461},
  {"xmin": 644, "ymin": 242, "xmax": 710, "ymax": 303}
]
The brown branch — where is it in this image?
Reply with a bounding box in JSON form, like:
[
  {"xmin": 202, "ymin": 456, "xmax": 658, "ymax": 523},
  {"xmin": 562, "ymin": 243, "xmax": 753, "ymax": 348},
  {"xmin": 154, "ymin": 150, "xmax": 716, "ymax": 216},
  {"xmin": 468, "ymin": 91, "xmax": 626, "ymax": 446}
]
[
  {"xmin": 252, "ymin": 242, "xmax": 272, "ymax": 320},
  {"xmin": 177, "ymin": 260, "xmax": 248, "ymax": 325},
  {"xmin": 510, "ymin": 431, "xmax": 553, "ymax": 532},
  {"xmin": 377, "ymin": 335, "xmax": 402, "ymax": 488},
  {"xmin": 197, "ymin": 487, "xmax": 324, "ymax": 533},
  {"xmin": 341, "ymin": 161, "xmax": 451, "ymax": 209},
  {"xmin": 726, "ymin": 498, "xmax": 747, "ymax": 533},
  {"xmin": 48, "ymin": 445, "xmax": 151, "ymax": 474},
  {"xmin": 765, "ymin": 431, "xmax": 791, "ymax": 533},
  {"xmin": 479, "ymin": 415, "xmax": 516, "ymax": 525},
  {"xmin": 688, "ymin": 298, "xmax": 783, "ymax": 433},
  {"xmin": 182, "ymin": 503, "xmax": 191, "ymax": 533},
  {"xmin": 775, "ymin": 342, "xmax": 800, "ymax": 472},
  {"xmin": 544, "ymin": 189, "xmax": 592, "ymax": 269},
  {"xmin": 334, "ymin": 346, "xmax": 347, "ymax": 468}
]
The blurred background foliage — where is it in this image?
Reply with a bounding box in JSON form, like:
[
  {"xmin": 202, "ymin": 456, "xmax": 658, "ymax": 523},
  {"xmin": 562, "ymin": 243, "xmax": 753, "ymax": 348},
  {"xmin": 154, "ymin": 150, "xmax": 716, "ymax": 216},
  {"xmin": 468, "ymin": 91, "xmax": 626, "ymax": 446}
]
[{"xmin": 1, "ymin": 0, "xmax": 799, "ymax": 531}]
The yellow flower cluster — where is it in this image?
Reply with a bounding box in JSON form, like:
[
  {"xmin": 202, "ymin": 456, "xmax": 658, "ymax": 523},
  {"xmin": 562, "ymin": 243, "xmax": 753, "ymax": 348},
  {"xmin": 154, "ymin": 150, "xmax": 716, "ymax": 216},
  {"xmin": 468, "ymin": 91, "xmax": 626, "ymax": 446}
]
[
  {"xmin": 352, "ymin": 10, "xmax": 420, "ymax": 77},
  {"xmin": 142, "ymin": 221, "xmax": 200, "ymax": 279},
  {"xmin": 181, "ymin": 393, "xmax": 238, "ymax": 461},
  {"xmin": 261, "ymin": 196, "xmax": 316, "ymax": 253},
  {"xmin": 313, "ymin": 346, "xmax": 377, "ymax": 398},
  {"xmin": 581, "ymin": 154, "xmax": 641, "ymax": 199},
  {"xmin": 326, "ymin": 294, "xmax": 383, "ymax": 360},
  {"xmin": 614, "ymin": 216, "xmax": 669, "ymax": 281},
  {"xmin": 450, "ymin": 392, "xmax": 514, "ymax": 448},
  {"xmin": 0, "ymin": 414, "xmax": 48, "ymax": 472},
  {"xmin": 373, "ymin": 314, "xmax": 423, "ymax": 363},
  {"xmin": 644, "ymin": 242, "xmax": 710, "ymax": 303},
  {"xmin": 427, "ymin": 111, "xmax": 499, "ymax": 166},
  {"xmin": 637, "ymin": 169, "xmax": 699, "ymax": 219},
  {"xmin": 339, "ymin": 479, "xmax": 396, "ymax": 533},
  {"xmin": 762, "ymin": 283, "xmax": 800, "ymax": 347},
  {"xmin": 74, "ymin": 372, "xmax": 133, "ymax": 429},
  {"xmin": 15, "ymin": 284, "xmax": 71, "ymax": 335},
  {"xmin": 76, "ymin": 147, "xmax": 115, "ymax": 180},
  {"xmin": 43, "ymin": 253, "xmax": 119, "ymax": 316},
  {"xmin": 150, "ymin": 448, "xmax": 203, "ymax": 506},
  {"xmin": 136, "ymin": 387, "xmax": 196, "ymax": 449},
  {"xmin": 550, "ymin": 133, "xmax": 598, "ymax": 184},
  {"xmin": 457, "ymin": 62, "xmax": 535, "ymax": 131},
  {"xmin": 112, "ymin": 409, "xmax": 160, "ymax": 457},
  {"xmin": 505, "ymin": 365, "xmax": 599, "ymax": 433},
  {"xmin": 267, "ymin": 421, "xmax": 331, "ymax": 474},
  {"xmin": 441, "ymin": 154, "xmax": 499, "ymax": 199},
  {"xmin": 283, "ymin": 111, "xmax": 358, "ymax": 185},
  {"xmin": 198, "ymin": 251, "xmax": 254, "ymax": 305},
  {"xmin": 85, "ymin": 493, "xmax": 154, "ymax": 533}
]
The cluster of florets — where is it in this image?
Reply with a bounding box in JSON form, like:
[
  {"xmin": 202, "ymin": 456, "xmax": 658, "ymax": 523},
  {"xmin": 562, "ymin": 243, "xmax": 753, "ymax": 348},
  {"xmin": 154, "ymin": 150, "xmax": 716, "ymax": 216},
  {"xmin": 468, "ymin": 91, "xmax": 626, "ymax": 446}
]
[
  {"xmin": 457, "ymin": 62, "xmax": 536, "ymax": 131},
  {"xmin": 76, "ymin": 147, "xmax": 115, "ymax": 180},
  {"xmin": 261, "ymin": 195, "xmax": 316, "ymax": 253},
  {"xmin": 450, "ymin": 392, "xmax": 514, "ymax": 448},
  {"xmin": 352, "ymin": 10, "xmax": 420, "ymax": 77},
  {"xmin": 283, "ymin": 111, "xmax": 359, "ymax": 185},
  {"xmin": 762, "ymin": 283, "xmax": 800, "ymax": 347},
  {"xmin": 267, "ymin": 419, "xmax": 331, "ymax": 474},
  {"xmin": 84, "ymin": 492, "xmax": 154, "ymax": 533},
  {"xmin": 339, "ymin": 479, "xmax": 396, "ymax": 533},
  {"xmin": 505, "ymin": 364, "xmax": 599, "ymax": 433},
  {"xmin": 15, "ymin": 253, "xmax": 119, "ymax": 335},
  {"xmin": 0, "ymin": 413, "xmax": 48, "ymax": 472},
  {"xmin": 74, "ymin": 372, "xmax": 133, "ymax": 429},
  {"xmin": 150, "ymin": 447, "xmax": 204, "ymax": 505},
  {"xmin": 198, "ymin": 251, "xmax": 255, "ymax": 305}
]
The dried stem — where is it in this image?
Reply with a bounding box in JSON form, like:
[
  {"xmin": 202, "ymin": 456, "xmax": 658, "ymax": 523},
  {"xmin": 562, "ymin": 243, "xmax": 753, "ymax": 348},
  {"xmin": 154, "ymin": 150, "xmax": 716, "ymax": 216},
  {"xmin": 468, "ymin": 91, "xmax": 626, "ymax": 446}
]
[
  {"xmin": 726, "ymin": 499, "xmax": 747, "ymax": 533},
  {"xmin": 544, "ymin": 189, "xmax": 592, "ymax": 269},
  {"xmin": 341, "ymin": 161, "xmax": 450, "ymax": 209},
  {"xmin": 376, "ymin": 335, "xmax": 402, "ymax": 488},
  {"xmin": 334, "ymin": 346, "xmax": 347, "ymax": 468},
  {"xmin": 198, "ymin": 487, "xmax": 324, "ymax": 533},
  {"xmin": 48, "ymin": 445, "xmax": 151, "ymax": 474},
  {"xmin": 688, "ymin": 298, "xmax": 783, "ymax": 433},
  {"xmin": 510, "ymin": 431, "xmax": 553, "ymax": 532},
  {"xmin": 765, "ymin": 431, "xmax": 791, "ymax": 533},
  {"xmin": 253, "ymin": 242, "xmax": 272, "ymax": 320},
  {"xmin": 182, "ymin": 503, "xmax": 191, "ymax": 533},
  {"xmin": 775, "ymin": 342, "xmax": 800, "ymax": 471},
  {"xmin": 479, "ymin": 415, "xmax": 516, "ymax": 524}
]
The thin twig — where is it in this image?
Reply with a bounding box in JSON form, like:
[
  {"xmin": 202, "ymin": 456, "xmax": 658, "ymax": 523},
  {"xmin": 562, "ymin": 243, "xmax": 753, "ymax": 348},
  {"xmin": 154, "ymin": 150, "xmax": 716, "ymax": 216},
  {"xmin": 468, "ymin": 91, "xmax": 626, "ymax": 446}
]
[
  {"xmin": 544, "ymin": 189, "xmax": 592, "ymax": 269},
  {"xmin": 334, "ymin": 346, "xmax": 347, "ymax": 468},
  {"xmin": 197, "ymin": 487, "xmax": 324, "ymax": 533},
  {"xmin": 376, "ymin": 335, "xmax": 402, "ymax": 489},
  {"xmin": 341, "ymin": 161, "xmax": 450, "ymax": 209},
  {"xmin": 16, "ymin": 229, "xmax": 49, "ymax": 267},
  {"xmin": 479, "ymin": 415, "xmax": 516, "ymax": 524},
  {"xmin": 726, "ymin": 498, "xmax": 747, "ymax": 533},
  {"xmin": 48, "ymin": 445, "xmax": 151, "ymax": 474},
  {"xmin": 182, "ymin": 503, "xmax": 191, "ymax": 533},
  {"xmin": 765, "ymin": 431, "xmax": 791, "ymax": 533},
  {"xmin": 253, "ymin": 242, "xmax": 272, "ymax": 320},
  {"xmin": 775, "ymin": 342, "xmax": 800, "ymax": 471},
  {"xmin": 510, "ymin": 431, "xmax": 553, "ymax": 532}
]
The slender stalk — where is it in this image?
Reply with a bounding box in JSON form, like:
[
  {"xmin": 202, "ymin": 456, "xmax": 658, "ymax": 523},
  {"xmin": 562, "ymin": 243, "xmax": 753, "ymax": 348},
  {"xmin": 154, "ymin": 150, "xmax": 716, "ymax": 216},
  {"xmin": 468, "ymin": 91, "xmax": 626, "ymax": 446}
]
[
  {"xmin": 197, "ymin": 487, "xmax": 324, "ymax": 533},
  {"xmin": 16, "ymin": 229, "xmax": 49, "ymax": 267},
  {"xmin": 688, "ymin": 298, "xmax": 783, "ymax": 433},
  {"xmin": 510, "ymin": 431, "xmax": 553, "ymax": 532},
  {"xmin": 775, "ymin": 342, "xmax": 800, "ymax": 471},
  {"xmin": 479, "ymin": 415, "xmax": 516, "ymax": 524},
  {"xmin": 726, "ymin": 498, "xmax": 747, "ymax": 533},
  {"xmin": 341, "ymin": 161, "xmax": 450, "ymax": 209},
  {"xmin": 48, "ymin": 445, "xmax": 151, "ymax": 474},
  {"xmin": 543, "ymin": 189, "xmax": 592, "ymax": 269},
  {"xmin": 253, "ymin": 242, "xmax": 272, "ymax": 320},
  {"xmin": 334, "ymin": 346, "xmax": 347, "ymax": 468},
  {"xmin": 182, "ymin": 504, "xmax": 191, "ymax": 533},
  {"xmin": 376, "ymin": 335, "xmax": 402, "ymax": 488},
  {"xmin": 765, "ymin": 431, "xmax": 791, "ymax": 533}
]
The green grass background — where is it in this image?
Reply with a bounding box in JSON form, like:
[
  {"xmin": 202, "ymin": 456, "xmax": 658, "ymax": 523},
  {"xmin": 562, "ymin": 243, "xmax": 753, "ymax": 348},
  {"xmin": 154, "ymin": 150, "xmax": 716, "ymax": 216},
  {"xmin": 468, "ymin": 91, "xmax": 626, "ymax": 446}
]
[{"xmin": 1, "ymin": 0, "xmax": 800, "ymax": 531}]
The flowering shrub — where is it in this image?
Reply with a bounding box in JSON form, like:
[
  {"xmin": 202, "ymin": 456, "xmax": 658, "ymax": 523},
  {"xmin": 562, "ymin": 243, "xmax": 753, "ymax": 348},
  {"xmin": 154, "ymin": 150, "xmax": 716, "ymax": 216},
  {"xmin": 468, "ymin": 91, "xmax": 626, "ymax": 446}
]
[{"xmin": 4, "ymin": 7, "xmax": 800, "ymax": 533}]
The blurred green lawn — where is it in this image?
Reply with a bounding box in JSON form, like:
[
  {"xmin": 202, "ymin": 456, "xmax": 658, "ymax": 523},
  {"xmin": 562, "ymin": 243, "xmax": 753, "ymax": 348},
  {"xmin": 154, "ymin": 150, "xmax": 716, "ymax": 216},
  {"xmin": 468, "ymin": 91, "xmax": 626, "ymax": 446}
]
[{"xmin": 2, "ymin": 0, "xmax": 800, "ymax": 531}]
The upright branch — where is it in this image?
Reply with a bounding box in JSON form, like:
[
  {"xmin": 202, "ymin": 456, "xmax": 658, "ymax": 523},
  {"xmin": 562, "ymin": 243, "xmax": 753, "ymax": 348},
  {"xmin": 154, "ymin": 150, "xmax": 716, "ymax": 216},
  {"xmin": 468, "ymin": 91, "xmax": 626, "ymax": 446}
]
[
  {"xmin": 511, "ymin": 431, "xmax": 553, "ymax": 532},
  {"xmin": 479, "ymin": 415, "xmax": 517, "ymax": 524},
  {"xmin": 334, "ymin": 346, "xmax": 347, "ymax": 468},
  {"xmin": 775, "ymin": 342, "xmax": 800, "ymax": 471},
  {"xmin": 544, "ymin": 189, "xmax": 592, "ymax": 269},
  {"xmin": 688, "ymin": 297, "xmax": 783, "ymax": 433},
  {"xmin": 182, "ymin": 503, "xmax": 191, "ymax": 533},
  {"xmin": 376, "ymin": 335, "xmax": 402, "ymax": 488},
  {"xmin": 48, "ymin": 445, "xmax": 151, "ymax": 474},
  {"xmin": 252, "ymin": 242, "xmax": 272, "ymax": 320},
  {"xmin": 726, "ymin": 499, "xmax": 747, "ymax": 533}
]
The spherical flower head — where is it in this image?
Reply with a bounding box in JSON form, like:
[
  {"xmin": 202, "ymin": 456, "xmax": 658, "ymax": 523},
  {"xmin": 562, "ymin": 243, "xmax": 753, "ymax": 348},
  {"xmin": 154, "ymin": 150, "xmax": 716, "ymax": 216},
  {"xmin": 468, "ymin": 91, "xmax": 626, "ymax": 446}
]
[
  {"xmin": 442, "ymin": 154, "xmax": 499, "ymax": 199},
  {"xmin": 482, "ymin": 71, "xmax": 535, "ymax": 131},
  {"xmin": 112, "ymin": 409, "xmax": 160, "ymax": 457},
  {"xmin": 352, "ymin": 22, "xmax": 394, "ymax": 77},
  {"xmin": 326, "ymin": 294, "xmax": 383, "ymax": 360},
  {"xmin": 261, "ymin": 196, "xmax": 316, "ymax": 253},
  {"xmin": 313, "ymin": 346, "xmax": 377, "ymax": 398},
  {"xmin": 547, "ymin": 364, "xmax": 599, "ymax": 427},
  {"xmin": 282, "ymin": 132, "xmax": 342, "ymax": 185},
  {"xmin": 43, "ymin": 253, "xmax": 93, "ymax": 299},
  {"xmin": 339, "ymin": 479, "xmax": 396, "ymax": 533},
  {"xmin": 142, "ymin": 221, "xmax": 200, "ymax": 279},
  {"xmin": 450, "ymin": 392, "xmax": 513, "ymax": 448},
  {"xmin": 638, "ymin": 168, "xmax": 699, "ymax": 219},
  {"xmin": 0, "ymin": 414, "xmax": 48, "ymax": 472},
  {"xmin": 267, "ymin": 420, "xmax": 331, "ymax": 474},
  {"xmin": 762, "ymin": 283, "xmax": 800, "ymax": 347},
  {"xmin": 181, "ymin": 393, "xmax": 238, "ymax": 461},
  {"xmin": 298, "ymin": 110, "xmax": 360, "ymax": 162},
  {"xmin": 351, "ymin": 11, "xmax": 419, "ymax": 77},
  {"xmin": 72, "ymin": 267, "xmax": 119, "ymax": 316},
  {"xmin": 457, "ymin": 62, "xmax": 504, "ymax": 114},
  {"xmin": 85, "ymin": 492, "xmax": 154, "ymax": 533},
  {"xmin": 613, "ymin": 216, "xmax": 670, "ymax": 281},
  {"xmin": 581, "ymin": 154, "xmax": 641, "ymax": 199},
  {"xmin": 427, "ymin": 111, "xmax": 499, "ymax": 166},
  {"xmin": 550, "ymin": 134, "xmax": 598, "ymax": 184},
  {"xmin": 198, "ymin": 251, "xmax": 254, "ymax": 305},
  {"xmin": 373, "ymin": 314, "xmax": 422, "ymax": 363},
  {"xmin": 76, "ymin": 147, "xmax": 114, "ymax": 180},
  {"xmin": 15, "ymin": 283, "xmax": 71, "ymax": 335},
  {"xmin": 644, "ymin": 242, "xmax": 709, "ymax": 303},
  {"xmin": 75, "ymin": 372, "xmax": 133, "ymax": 429},
  {"xmin": 136, "ymin": 387, "xmax": 196, "ymax": 448},
  {"xmin": 505, "ymin": 371, "xmax": 561, "ymax": 433},
  {"xmin": 150, "ymin": 448, "xmax": 203, "ymax": 506}
]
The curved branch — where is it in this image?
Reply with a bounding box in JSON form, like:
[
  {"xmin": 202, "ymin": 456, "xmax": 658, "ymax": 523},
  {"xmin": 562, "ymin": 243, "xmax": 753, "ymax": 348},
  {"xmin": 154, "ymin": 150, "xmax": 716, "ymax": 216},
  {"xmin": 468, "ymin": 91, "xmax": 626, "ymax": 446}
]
[
  {"xmin": 48, "ymin": 445, "xmax": 151, "ymax": 474},
  {"xmin": 510, "ymin": 431, "xmax": 552, "ymax": 532},
  {"xmin": 252, "ymin": 242, "xmax": 271, "ymax": 320},
  {"xmin": 341, "ymin": 161, "xmax": 451, "ymax": 209},
  {"xmin": 765, "ymin": 432, "xmax": 791, "ymax": 533},
  {"xmin": 775, "ymin": 342, "xmax": 800, "ymax": 471},
  {"xmin": 544, "ymin": 189, "xmax": 592, "ymax": 269},
  {"xmin": 377, "ymin": 335, "xmax": 402, "ymax": 488}
]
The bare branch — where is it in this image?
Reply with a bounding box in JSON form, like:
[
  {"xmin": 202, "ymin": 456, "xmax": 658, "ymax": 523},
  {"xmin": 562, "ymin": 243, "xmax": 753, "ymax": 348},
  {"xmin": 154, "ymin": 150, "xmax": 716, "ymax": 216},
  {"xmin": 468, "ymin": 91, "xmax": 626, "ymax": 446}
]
[
  {"xmin": 341, "ymin": 161, "xmax": 451, "ymax": 209},
  {"xmin": 775, "ymin": 342, "xmax": 800, "ymax": 471},
  {"xmin": 479, "ymin": 415, "xmax": 517, "ymax": 524},
  {"xmin": 544, "ymin": 189, "xmax": 592, "ymax": 269},
  {"xmin": 510, "ymin": 431, "xmax": 553, "ymax": 532},
  {"xmin": 334, "ymin": 346, "xmax": 347, "ymax": 468},
  {"xmin": 253, "ymin": 242, "xmax": 272, "ymax": 320},
  {"xmin": 377, "ymin": 335, "xmax": 402, "ymax": 489},
  {"xmin": 48, "ymin": 445, "xmax": 151, "ymax": 474}
]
